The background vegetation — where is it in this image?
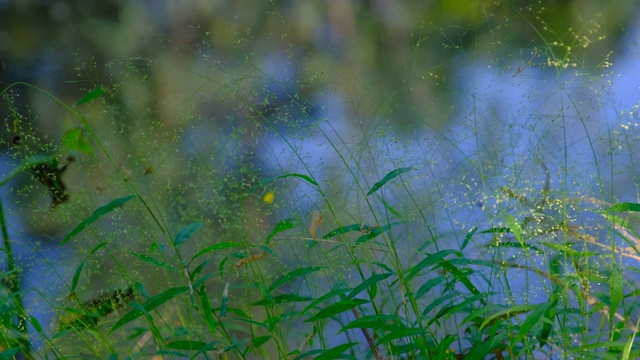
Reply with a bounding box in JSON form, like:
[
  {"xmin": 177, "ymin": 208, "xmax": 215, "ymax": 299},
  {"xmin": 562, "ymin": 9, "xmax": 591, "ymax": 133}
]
[{"xmin": 1, "ymin": 1, "xmax": 640, "ymax": 359}]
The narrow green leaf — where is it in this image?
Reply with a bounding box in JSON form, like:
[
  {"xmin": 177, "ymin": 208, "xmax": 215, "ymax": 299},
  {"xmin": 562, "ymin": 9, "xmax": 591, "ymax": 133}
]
[
  {"xmin": 422, "ymin": 292, "xmax": 462, "ymax": 318},
  {"xmin": 252, "ymin": 294, "xmax": 312, "ymax": 306},
  {"xmin": 89, "ymin": 241, "xmax": 108, "ymax": 255},
  {"xmin": 174, "ymin": 222, "xmax": 203, "ymax": 247},
  {"xmin": 191, "ymin": 242, "xmax": 242, "ymax": 263},
  {"xmin": 366, "ymin": 167, "xmax": 415, "ymax": 196},
  {"xmin": 304, "ymin": 299, "xmax": 369, "ymax": 322},
  {"xmin": 480, "ymin": 304, "xmax": 536, "ymax": 329},
  {"xmin": 246, "ymin": 173, "xmax": 319, "ymax": 195},
  {"xmin": 321, "ymin": 224, "xmax": 363, "ymax": 239},
  {"xmin": 512, "ymin": 301, "xmax": 552, "ymax": 347},
  {"xmin": 299, "ymin": 288, "xmax": 352, "ymax": 316},
  {"xmin": 75, "ymin": 85, "xmax": 105, "ymax": 106},
  {"xmin": 440, "ymin": 260, "xmax": 484, "ymax": 304},
  {"xmin": 609, "ymin": 267, "xmax": 623, "ymax": 322},
  {"xmin": 0, "ymin": 153, "xmax": 56, "ymax": 187},
  {"xmin": 109, "ymin": 286, "xmax": 189, "ymax": 333},
  {"xmin": 355, "ymin": 221, "xmax": 407, "ymax": 245},
  {"xmin": 252, "ymin": 335, "xmax": 272, "ymax": 349},
  {"xmin": 130, "ymin": 252, "xmax": 177, "ymax": 271},
  {"xmin": 607, "ymin": 202, "xmax": 640, "ymax": 212},
  {"xmin": 70, "ymin": 261, "xmax": 85, "ymax": 293},
  {"xmin": 29, "ymin": 315, "xmax": 43, "ymax": 333},
  {"xmin": 405, "ymin": 250, "xmax": 461, "ymax": 281},
  {"xmin": 464, "ymin": 332, "xmax": 508, "ymax": 359},
  {"xmin": 461, "ymin": 227, "xmax": 477, "ymax": 250},
  {"xmin": 265, "ymin": 218, "xmax": 298, "ymax": 245},
  {"xmin": 62, "ymin": 195, "xmax": 136, "ymax": 245},
  {"xmin": 198, "ymin": 285, "xmax": 217, "ymax": 335},
  {"xmin": 0, "ymin": 348, "xmax": 20, "ymax": 360},
  {"xmin": 479, "ymin": 227, "xmax": 511, "ymax": 234},
  {"xmin": 166, "ymin": 340, "xmax": 209, "ymax": 351},
  {"xmin": 268, "ymin": 266, "xmax": 321, "ymax": 293},
  {"xmin": 505, "ymin": 215, "xmax": 522, "ymax": 242},
  {"xmin": 346, "ymin": 272, "xmax": 393, "ymax": 300},
  {"xmin": 375, "ymin": 327, "xmax": 428, "ymax": 346},
  {"xmin": 313, "ymin": 343, "xmax": 358, "ymax": 360},
  {"xmin": 415, "ymin": 276, "xmax": 447, "ymax": 299}
]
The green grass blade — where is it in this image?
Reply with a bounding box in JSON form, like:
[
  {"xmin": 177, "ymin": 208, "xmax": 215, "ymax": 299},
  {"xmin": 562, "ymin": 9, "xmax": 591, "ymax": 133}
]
[
  {"xmin": 75, "ymin": 85, "xmax": 105, "ymax": 106},
  {"xmin": 321, "ymin": 224, "xmax": 363, "ymax": 239},
  {"xmin": 313, "ymin": 342, "xmax": 358, "ymax": 360},
  {"xmin": 190, "ymin": 241, "xmax": 243, "ymax": 264},
  {"xmin": 109, "ymin": 286, "xmax": 189, "ymax": 333},
  {"xmin": 415, "ymin": 276, "xmax": 447, "ymax": 299},
  {"xmin": 265, "ymin": 218, "xmax": 298, "ymax": 245},
  {"xmin": 461, "ymin": 226, "xmax": 477, "ymax": 250},
  {"xmin": 480, "ymin": 304, "xmax": 536, "ymax": 329},
  {"xmin": 405, "ymin": 250, "xmax": 461, "ymax": 281},
  {"xmin": 513, "ymin": 301, "xmax": 552, "ymax": 348},
  {"xmin": 304, "ymin": 299, "xmax": 369, "ymax": 322},
  {"xmin": 355, "ymin": 221, "xmax": 407, "ymax": 245},
  {"xmin": 70, "ymin": 261, "xmax": 85, "ymax": 293},
  {"xmin": 62, "ymin": 195, "xmax": 136, "ymax": 245},
  {"xmin": 346, "ymin": 272, "xmax": 393, "ymax": 300},
  {"xmin": 130, "ymin": 252, "xmax": 177, "ymax": 271},
  {"xmin": 366, "ymin": 167, "xmax": 415, "ymax": 196},
  {"xmin": 299, "ymin": 288, "xmax": 351, "ymax": 316},
  {"xmin": 0, "ymin": 153, "xmax": 56, "ymax": 187},
  {"xmin": 607, "ymin": 202, "xmax": 640, "ymax": 212},
  {"xmin": 505, "ymin": 215, "xmax": 523, "ymax": 242},
  {"xmin": 174, "ymin": 222, "xmax": 203, "ymax": 247},
  {"xmin": 166, "ymin": 340, "xmax": 210, "ymax": 351},
  {"xmin": 609, "ymin": 267, "xmax": 623, "ymax": 323},
  {"xmin": 268, "ymin": 266, "xmax": 321, "ymax": 293},
  {"xmin": 252, "ymin": 294, "xmax": 313, "ymax": 306},
  {"xmin": 198, "ymin": 285, "xmax": 217, "ymax": 335}
]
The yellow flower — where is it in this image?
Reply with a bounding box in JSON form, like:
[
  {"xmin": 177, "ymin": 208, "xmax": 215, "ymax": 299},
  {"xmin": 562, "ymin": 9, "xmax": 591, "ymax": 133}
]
[{"xmin": 263, "ymin": 191, "xmax": 275, "ymax": 205}]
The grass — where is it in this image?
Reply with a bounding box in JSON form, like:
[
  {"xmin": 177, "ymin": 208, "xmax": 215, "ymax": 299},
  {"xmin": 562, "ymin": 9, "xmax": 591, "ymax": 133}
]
[{"xmin": 1, "ymin": 4, "xmax": 640, "ymax": 360}]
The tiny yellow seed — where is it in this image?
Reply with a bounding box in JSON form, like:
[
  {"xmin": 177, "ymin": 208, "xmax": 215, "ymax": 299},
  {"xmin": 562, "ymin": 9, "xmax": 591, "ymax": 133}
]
[{"xmin": 263, "ymin": 191, "xmax": 275, "ymax": 205}]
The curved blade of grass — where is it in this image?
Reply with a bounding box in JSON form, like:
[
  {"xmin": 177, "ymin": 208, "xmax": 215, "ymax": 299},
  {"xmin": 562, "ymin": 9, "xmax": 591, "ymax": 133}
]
[
  {"xmin": 607, "ymin": 202, "xmax": 640, "ymax": 212},
  {"xmin": 130, "ymin": 252, "xmax": 177, "ymax": 271},
  {"xmin": 405, "ymin": 249, "xmax": 461, "ymax": 281},
  {"xmin": 109, "ymin": 286, "xmax": 188, "ymax": 333},
  {"xmin": 190, "ymin": 241, "xmax": 243, "ymax": 264},
  {"xmin": 440, "ymin": 260, "xmax": 483, "ymax": 304},
  {"xmin": 479, "ymin": 227, "xmax": 511, "ymax": 234},
  {"xmin": 415, "ymin": 276, "xmax": 447, "ymax": 299},
  {"xmin": 480, "ymin": 304, "xmax": 536, "ymax": 329},
  {"xmin": 340, "ymin": 314, "xmax": 404, "ymax": 333},
  {"xmin": 75, "ymin": 85, "xmax": 105, "ymax": 106},
  {"xmin": 265, "ymin": 218, "xmax": 298, "ymax": 245},
  {"xmin": 174, "ymin": 222, "xmax": 202, "ymax": 247},
  {"xmin": 198, "ymin": 285, "xmax": 217, "ymax": 334},
  {"xmin": 166, "ymin": 340, "xmax": 210, "ymax": 351},
  {"xmin": 304, "ymin": 299, "xmax": 369, "ymax": 322},
  {"xmin": 246, "ymin": 173, "xmax": 318, "ymax": 195},
  {"xmin": 346, "ymin": 272, "xmax": 393, "ymax": 300},
  {"xmin": 505, "ymin": 215, "xmax": 523, "ymax": 242},
  {"xmin": 366, "ymin": 167, "xmax": 415, "ymax": 196},
  {"xmin": 375, "ymin": 327, "xmax": 428, "ymax": 346},
  {"xmin": 512, "ymin": 301, "xmax": 552, "ymax": 348},
  {"xmin": 252, "ymin": 294, "xmax": 313, "ymax": 306},
  {"xmin": 299, "ymin": 288, "xmax": 351, "ymax": 316},
  {"xmin": 461, "ymin": 226, "xmax": 477, "ymax": 250},
  {"xmin": 62, "ymin": 195, "xmax": 136, "ymax": 245},
  {"xmin": 355, "ymin": 221, "xmax": 407, "ymax": 245},
  {"xmin": 321, "ymin": 224, "xmax": 362, "ymax": 239},
  {"xmin": 609, "ymin": 267, "xmax": 623, "ymax": 323},
  {"xmin": 313, "ymin": 343, "xmax": 359, "ymax": 360},
  {"xmin": 70, "ymin": 261, "xmax": 85, "ymax": 293},
  {"xmin": 0, "ymin": 153, "xmax": 56, "ymax": 187},
  {"xmin": 268, "ymin": 266, "xmax": 321, "ymax": 293}
]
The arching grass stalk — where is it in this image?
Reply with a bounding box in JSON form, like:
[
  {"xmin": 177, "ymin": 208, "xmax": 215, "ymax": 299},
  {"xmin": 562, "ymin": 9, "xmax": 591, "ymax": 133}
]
[{"xmin": 0, "ymin": 197, "xmax": 30, "ymax": 357}]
